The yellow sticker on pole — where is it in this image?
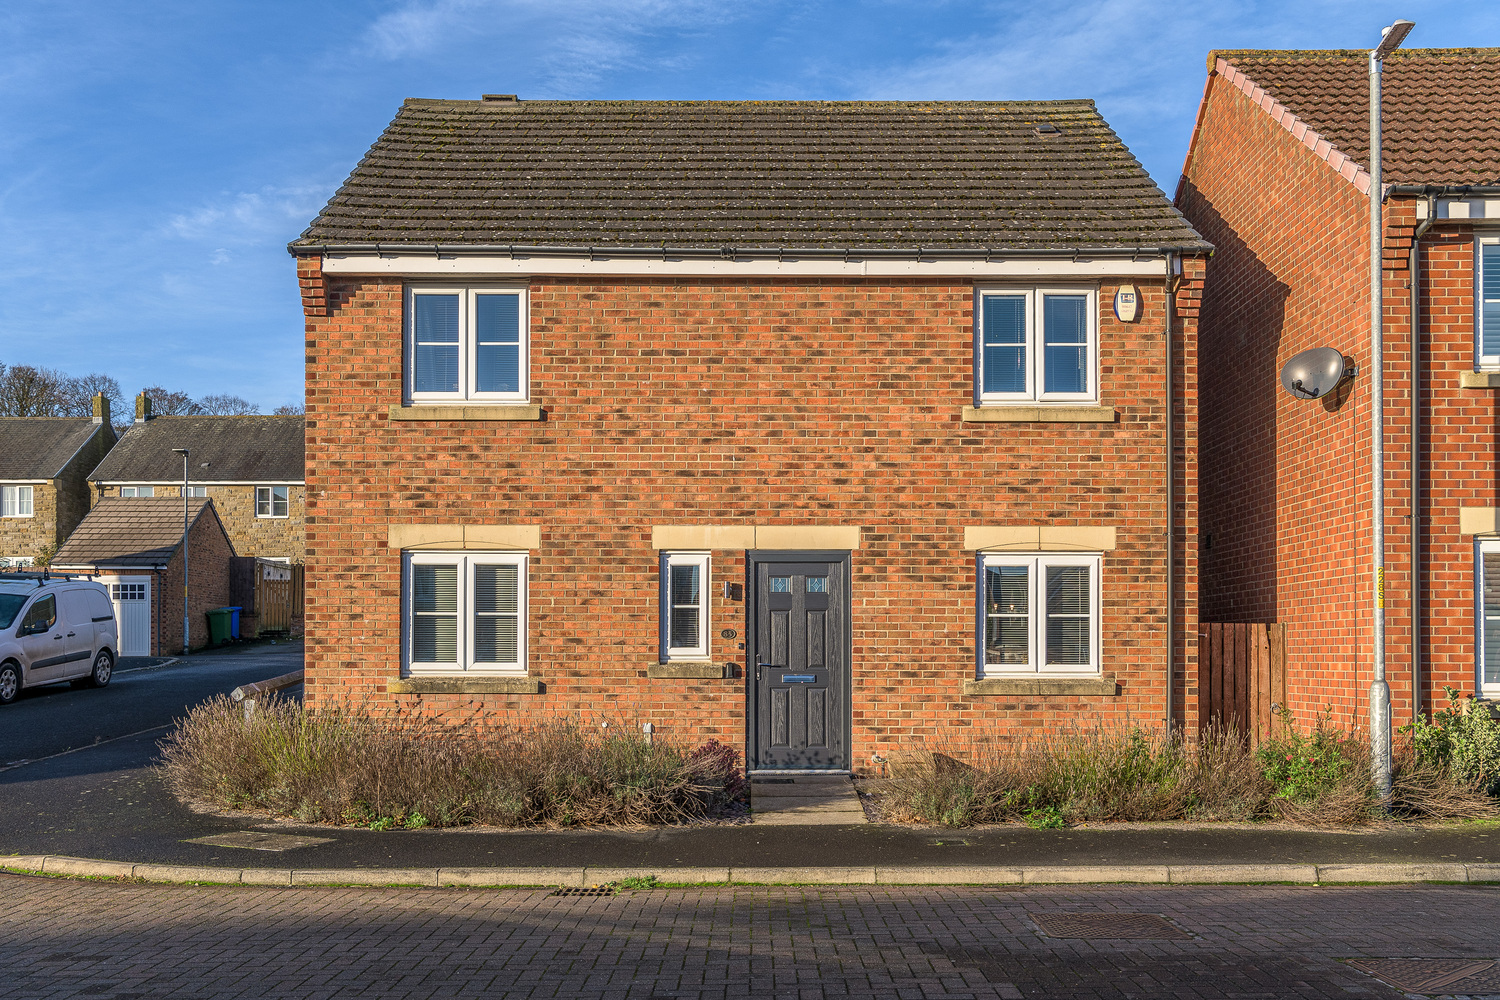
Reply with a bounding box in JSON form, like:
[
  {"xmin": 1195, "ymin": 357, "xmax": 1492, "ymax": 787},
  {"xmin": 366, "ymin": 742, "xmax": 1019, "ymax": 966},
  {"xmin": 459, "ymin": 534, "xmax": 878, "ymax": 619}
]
[{"xmin": 1376, "ymin": 566, "xmax": 1385, "ymax": 609}]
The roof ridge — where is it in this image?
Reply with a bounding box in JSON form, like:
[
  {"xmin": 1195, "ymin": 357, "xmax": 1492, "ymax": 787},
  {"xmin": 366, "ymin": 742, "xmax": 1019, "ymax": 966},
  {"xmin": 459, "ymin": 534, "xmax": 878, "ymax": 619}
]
[{"xmin": 1211, "ymin": 46, "xmax": 1500, "ymax": 71}]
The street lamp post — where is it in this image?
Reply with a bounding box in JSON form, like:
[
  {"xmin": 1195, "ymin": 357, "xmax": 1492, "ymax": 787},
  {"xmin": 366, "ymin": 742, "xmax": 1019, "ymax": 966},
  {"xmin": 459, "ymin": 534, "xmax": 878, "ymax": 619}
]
[
  {"xmin": 1368, "ymin": 18, "xmax": 1414, "ymax": 801},
  {"xmin": 172, "ymin": 447, "xmax": 190, "ymax": 656}
]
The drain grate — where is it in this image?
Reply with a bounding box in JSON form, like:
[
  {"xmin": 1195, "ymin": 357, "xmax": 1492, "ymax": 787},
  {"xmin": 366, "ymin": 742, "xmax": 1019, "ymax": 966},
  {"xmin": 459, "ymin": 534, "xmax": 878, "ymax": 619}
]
[
  {"xmin": 1030, "ymin": 912, "xmax": 1191, "ymax": 940},
  {"xmin": 1346, "ymin": 958, "xmax": 1497, "ymax": 994},
  {"xmin": 549, "ymin": 886, "xmax": 617, "ymax": 897}
]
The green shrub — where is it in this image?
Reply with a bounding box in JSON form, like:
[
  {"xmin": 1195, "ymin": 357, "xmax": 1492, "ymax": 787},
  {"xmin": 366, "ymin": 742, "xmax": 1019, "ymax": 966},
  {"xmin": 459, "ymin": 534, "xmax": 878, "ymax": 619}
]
[
  {"xmin": 1257, "ymin": 716, "xmax": 1357, "ymax": 803},
  {"xmin": 1404, "ymin": 688, "xmax": 1500, "ymax": 797}
]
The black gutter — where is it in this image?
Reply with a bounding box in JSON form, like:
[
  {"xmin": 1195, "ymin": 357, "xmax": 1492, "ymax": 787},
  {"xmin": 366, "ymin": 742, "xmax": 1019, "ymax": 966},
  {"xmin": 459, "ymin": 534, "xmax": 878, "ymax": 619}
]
[
  {"xmin": 1387, "ymin": 184, "xmax": 1500, "ymax": 198},
  {"xmin": 287, "ymin": 242, "xmax": 1214, "ymax": 259}
]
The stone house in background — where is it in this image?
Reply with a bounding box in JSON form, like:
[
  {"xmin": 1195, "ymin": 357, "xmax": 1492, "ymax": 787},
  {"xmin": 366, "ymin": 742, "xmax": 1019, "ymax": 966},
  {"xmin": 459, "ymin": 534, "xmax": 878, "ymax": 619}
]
[
  {"xmin": 88, "ymin": 395, "xmax": 305, "ymax": 563},
  {"xmin": 293, "ymin": 97, "xmax": 1210, "ymax": 772},
  {"xmin": 51, "ymin": 497, "xmax": 235, "ymax": 655},
  {"xmin": 0, "ymin": 394, "xmax": 117, "ymax": 569},
  {"xmin": 1176, "ymin": 47, "xmax": 1500, "ymax": 727}
]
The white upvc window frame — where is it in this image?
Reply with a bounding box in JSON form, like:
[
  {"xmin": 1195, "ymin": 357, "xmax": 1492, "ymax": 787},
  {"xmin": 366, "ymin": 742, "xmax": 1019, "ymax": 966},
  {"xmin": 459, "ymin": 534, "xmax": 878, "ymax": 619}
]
[
  {"xmin": 660, "ymin": 551, "xmax": 711, "ymax": 661},
  {"xmin": 120, "ymin": 486, "xmax": 154, "ymax": 498},
  {"xmin": 255, "ymin": 485, "xmax": 290, "ymax": 518},
  {"xmin": 1477, "ymin": 539, "xmax": 1500, "ymax": 698},
  {"xmin": 1476, "ymin": 236, "xmax": 1500, "ymax": 370},
  {"xmin": 977, "ymin": 551, "xmax": 1102, "ymax": 678},
  {"xmin": 402, "ymin": 550, "xmax": 528, "ymax": 677},
  {"xmin": 0, "ymin": 486, "xmax": 33, "ymax": 518},
  {"xmin": 974, "ymin": 285, "xmax": 1099, "ymax": 404},
  {"xmin": 179, "ymin": 486, "xmax": 207, "ymax": 498},
  {"xmin": 405, "ymin": 284, "xmax": 530, "ymax": 404}
]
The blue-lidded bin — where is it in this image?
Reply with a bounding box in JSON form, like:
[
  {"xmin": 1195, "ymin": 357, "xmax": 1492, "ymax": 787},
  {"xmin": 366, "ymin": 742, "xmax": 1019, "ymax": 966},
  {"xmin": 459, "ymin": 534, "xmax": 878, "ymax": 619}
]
[{"xmin": 226, "ymin": 606, "xmax": 242, "ymax": 639}]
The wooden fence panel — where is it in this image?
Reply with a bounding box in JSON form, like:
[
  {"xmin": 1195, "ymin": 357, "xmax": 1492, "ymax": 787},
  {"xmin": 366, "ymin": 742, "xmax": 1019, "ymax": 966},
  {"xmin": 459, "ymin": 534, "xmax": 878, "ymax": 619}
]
[{"xmin": 1199, "ymin": 623, "xmax": 1286, "ymax": 745}]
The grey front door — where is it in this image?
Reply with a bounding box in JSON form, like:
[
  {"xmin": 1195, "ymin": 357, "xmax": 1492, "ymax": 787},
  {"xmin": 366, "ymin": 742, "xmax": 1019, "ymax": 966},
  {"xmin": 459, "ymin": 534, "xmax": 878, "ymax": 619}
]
[{"xmin": 748, "ymin": 551, "xmax": 850, "ymax": 770}]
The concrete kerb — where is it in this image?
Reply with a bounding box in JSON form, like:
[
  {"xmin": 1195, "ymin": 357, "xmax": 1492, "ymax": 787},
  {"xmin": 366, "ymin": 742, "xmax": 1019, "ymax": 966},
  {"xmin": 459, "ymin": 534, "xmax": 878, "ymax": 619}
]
[{"xmin": 3, "ymin": 856, "xmax": 1499, "ymax": 887}]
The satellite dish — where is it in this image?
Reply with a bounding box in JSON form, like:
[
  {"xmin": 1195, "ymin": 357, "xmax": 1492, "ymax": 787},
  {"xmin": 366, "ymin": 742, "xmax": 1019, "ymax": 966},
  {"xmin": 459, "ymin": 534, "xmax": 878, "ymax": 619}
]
[{"xmin": 1280, "ymin": 348, "xmax": 1354, "ymax": 400}]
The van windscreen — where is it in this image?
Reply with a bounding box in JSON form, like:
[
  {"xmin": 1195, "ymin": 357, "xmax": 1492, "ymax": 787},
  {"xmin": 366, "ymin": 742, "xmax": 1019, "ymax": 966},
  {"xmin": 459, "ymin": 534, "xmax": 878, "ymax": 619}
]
[{"xmin": 0, "ymin": 594, "xmax": 26, "ymax": 630}]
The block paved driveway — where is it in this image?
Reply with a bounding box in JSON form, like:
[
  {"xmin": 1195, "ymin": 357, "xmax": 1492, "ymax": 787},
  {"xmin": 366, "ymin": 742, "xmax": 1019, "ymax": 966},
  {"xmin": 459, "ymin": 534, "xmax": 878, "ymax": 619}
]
[{"xmin": 3, "ymin": 876, "xmax": 1496, "ymax": 999}]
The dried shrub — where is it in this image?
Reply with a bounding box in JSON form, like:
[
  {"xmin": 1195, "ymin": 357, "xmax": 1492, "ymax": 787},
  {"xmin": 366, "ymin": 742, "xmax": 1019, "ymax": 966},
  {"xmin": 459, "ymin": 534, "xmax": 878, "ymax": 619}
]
[{"xmin": 159, "ymin": 696, "xmax": 745, "ymax": 829}]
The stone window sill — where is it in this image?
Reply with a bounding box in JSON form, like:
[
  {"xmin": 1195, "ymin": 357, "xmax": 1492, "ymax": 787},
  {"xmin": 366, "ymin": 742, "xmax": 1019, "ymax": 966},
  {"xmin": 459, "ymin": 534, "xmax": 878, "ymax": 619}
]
[
  {"xmin": 964, "ymin": 676, "xmax": 1119, "ymax": 696},
  {"xmin": 648, "ymin": 662, "xmax": 732, "ymax": 679},
  {"xmin": 1460, "ymin": 372, "xmax": 1500, "ymax": 388},
  {"xmin": 961, "ymin": 405, "xmax": 1116, "ymax": 423},
  {"xmin": 390, "ymin": 677, "xmax": 542, "ymax": 694},
  {"xmin": 389, "ymin": 405, "xmax": 543, "ymax": 421}
]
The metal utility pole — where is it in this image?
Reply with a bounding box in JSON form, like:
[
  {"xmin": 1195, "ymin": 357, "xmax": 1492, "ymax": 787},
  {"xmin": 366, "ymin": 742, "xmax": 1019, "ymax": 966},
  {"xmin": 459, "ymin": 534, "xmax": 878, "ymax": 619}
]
[
  {"xmin": 173, "ymin": 447, "xmax": 190, "ymax": 655},
  {"xmin": 1368, "ymin": 17, "xmax": 1414, "ymax": 801}
]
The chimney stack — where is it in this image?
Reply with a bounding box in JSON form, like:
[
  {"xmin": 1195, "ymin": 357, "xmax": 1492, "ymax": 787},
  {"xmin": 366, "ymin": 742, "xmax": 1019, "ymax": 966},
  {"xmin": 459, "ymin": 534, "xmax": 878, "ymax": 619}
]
[
  {"xmin": 135, "ymin": 392, "xmax": 152, "ymax": 422},
  {"xmin": 92, "ymin": 393, "xmax": 110, "ymax": 425}
]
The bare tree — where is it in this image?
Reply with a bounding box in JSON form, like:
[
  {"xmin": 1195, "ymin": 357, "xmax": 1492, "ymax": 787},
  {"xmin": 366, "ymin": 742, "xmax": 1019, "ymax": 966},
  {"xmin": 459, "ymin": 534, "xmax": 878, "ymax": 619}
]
[
  {"xmin": 197, "ymin": 393, "xmax": 260, "ymax": 415},
  {"xmin": 59, "ymin": 373, "xmax": 124, "ymax": 418},
  {"xmin": 0, "ymin": 365, "xmax": 69, "ymax": 416},
  {"xmin": 272, "ymin": 402, "xmax": 305, "ymax": 415},
  {"xmin": 140, "ymin": 385, "xmax": 203, "ymax": 416}
]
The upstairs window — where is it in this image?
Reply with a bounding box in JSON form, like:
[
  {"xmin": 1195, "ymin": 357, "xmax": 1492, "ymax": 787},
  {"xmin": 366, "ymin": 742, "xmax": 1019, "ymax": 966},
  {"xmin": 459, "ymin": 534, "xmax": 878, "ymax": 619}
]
[
  {"xmin": 179, "ymin": 486, "xmax": 207, "ymax": 497},
  {"xmin": 256, "ymin": 486, "xmax": 289, "ymax": 518},
  {"xmin": 1478, "ymin": 238, "xmax": 1500, "ymax": 370},
  {"xmin": 976, "ymin": 288, "xmax": 1096, "ymax": 403},
  {"xmin": 406, "ymin": 286, "xmax": 528, "ymax": 402},
  {"xmin": 979, "ymin": 553, "xmax": 1101, "ymax": 676},
  {"xmin": 661, "ymin": 552, "xmax": 710, "ymax": 661},
  {"xmin": 1, "ymin": 486, "xmax": 32, "ymax": 518},
  {"xmin": 119, "ymin": 486, "xmax": 154, "ymax": 498}
]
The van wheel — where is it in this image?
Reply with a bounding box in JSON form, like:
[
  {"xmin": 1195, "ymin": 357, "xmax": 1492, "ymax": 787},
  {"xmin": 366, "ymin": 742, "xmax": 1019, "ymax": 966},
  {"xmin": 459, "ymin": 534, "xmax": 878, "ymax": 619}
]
[
  {"xmin": 0, "ymin": 662, "xmax": 18, "ymax": 705},
  {"xmin": 87, "ymin": 650, "xmax": 113, "ymax": 689}
]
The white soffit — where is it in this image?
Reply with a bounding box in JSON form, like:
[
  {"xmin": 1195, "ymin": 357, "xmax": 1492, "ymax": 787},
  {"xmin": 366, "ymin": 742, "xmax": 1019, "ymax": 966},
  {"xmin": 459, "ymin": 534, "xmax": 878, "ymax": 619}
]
[{"xmin": 321, "ymin": 253, "xmax": 1171, "ymax": 279}]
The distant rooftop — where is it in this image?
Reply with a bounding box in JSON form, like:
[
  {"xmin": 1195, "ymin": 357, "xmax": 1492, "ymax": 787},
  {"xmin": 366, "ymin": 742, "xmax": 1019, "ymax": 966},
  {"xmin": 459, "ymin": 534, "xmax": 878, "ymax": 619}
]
[
  {"xmin": 0, "ymin": 418, "xmax": 106, "ymax": 481},
  {"xmin": 89, "ymin": 415, "xmax": 304, "ymax": 483},
  {"xmin": 1214, "ymin": 48, "xmax": 1500, "ymax": 186},
  {"xmin": 294, "ymin": 99, "xmax": 1208, "ymax": 254},
  {"xmin": 53, "ymin": 497, "xmax": 222, "ymax": 569}
]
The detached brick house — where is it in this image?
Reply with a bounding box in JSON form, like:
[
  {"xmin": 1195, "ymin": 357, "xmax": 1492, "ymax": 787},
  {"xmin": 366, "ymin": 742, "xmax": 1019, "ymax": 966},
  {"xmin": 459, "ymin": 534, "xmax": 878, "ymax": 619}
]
[
  {"xmin": 1177, "ymin": 48, "xmax": 1500, "ymax": 725},
  {"xmin": 52, "ymin": 497, "xmax": 235, "ymax": 655},
  {"xmin": 0, "ymin": 395, "xmax": 117, "ymax": 569},
  {"xmin": 294, "ymin": 98, "xmax": 1210, "ymax": 771},
  {"xmin": 88, "ymin": 395, "xmax": 305, "ymax": 563}
]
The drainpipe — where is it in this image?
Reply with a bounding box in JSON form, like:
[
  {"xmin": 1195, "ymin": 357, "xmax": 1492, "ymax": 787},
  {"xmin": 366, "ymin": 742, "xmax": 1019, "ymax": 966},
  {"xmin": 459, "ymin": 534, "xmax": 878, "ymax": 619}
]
[
  {"xmin": 1409, "ymin": 194, "xmax": 1436, "ymax": 721},
  {"xmin": 1165, "ymin": 255, "xmax": 1179, "ymax": 733}
]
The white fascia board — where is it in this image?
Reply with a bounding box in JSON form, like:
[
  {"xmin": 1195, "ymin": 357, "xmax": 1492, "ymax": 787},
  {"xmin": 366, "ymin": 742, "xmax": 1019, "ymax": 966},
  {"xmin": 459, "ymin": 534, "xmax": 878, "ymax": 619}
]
[
  {"xmin": 321, "ymin": 252, "xmax": 1172, "ymax": 279},
  {"xmin": 95, "ymin": 480, "xmax": 306, "ymax": 487},
  {"xmin": 0, "ymin": 479, "xmax": 46, "ymax": 485}
]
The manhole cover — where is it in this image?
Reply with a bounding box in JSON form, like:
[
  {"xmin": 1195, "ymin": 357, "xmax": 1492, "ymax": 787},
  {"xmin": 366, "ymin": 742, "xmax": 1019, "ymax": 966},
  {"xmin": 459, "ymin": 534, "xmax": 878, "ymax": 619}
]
[
  {"xmin": 1346, "ymin": 958, "xmax": 1497, "ymax": 994},
  {"xmin": 185, "ymin": 831, "xmax": 334, "ymax": 852},
  {"xmin": 1030, "ymin": 912, "xmax": 1191, "ymax": 940}
]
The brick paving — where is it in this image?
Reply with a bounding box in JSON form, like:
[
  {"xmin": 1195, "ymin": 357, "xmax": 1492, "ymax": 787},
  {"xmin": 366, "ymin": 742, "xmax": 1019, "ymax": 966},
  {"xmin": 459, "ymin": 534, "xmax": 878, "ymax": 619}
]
[{"xmin": 2, "ymin": 874, "xmax": 1498, "ymax": 998}]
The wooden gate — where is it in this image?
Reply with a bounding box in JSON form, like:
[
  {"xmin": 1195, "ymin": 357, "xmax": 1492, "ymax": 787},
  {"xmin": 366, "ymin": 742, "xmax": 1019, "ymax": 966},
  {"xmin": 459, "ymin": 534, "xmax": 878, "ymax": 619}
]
[
  {"xmin": 229, "ymin": 557, "xmax": 303, "ymax": 636},
  {"xmin": 1198, "ymin": 623, "xmax": 1286, "ymax": 745}
]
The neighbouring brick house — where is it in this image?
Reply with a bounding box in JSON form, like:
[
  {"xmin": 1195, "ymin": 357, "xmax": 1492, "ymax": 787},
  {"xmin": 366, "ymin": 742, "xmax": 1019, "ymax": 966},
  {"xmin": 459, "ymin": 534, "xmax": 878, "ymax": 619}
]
[
  {"xmin": 89, "ymin": 395, "xmax": 305, "ymax": 563},
  {"xmin": 0, "ymin": 394, "xmax": 117, "ymax": 569},
  {"xmin": 1176, "ymin": 48, "xmax": 1500, "ymax": 726},
  {"xmin": 293, "ymin": 97, "xmax": 1210, "ymax": 771},
  {"xmin": 51, "ymin": 497, "xmax": 234, "ymax": 655}
]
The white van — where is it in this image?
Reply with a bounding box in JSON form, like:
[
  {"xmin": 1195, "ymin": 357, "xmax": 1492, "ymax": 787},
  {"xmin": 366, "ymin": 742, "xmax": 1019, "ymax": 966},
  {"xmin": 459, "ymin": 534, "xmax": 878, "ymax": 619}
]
[{"xmin": 0, "ymin": 574, "xmax": 119, "ymax": 705}]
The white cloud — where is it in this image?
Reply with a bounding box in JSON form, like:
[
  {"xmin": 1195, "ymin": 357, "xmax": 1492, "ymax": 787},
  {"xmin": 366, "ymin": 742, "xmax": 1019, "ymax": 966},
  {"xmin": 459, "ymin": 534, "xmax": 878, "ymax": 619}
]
[{"xmin": 164, "ymin": 184, "xmax": 327, "ymax": 246}]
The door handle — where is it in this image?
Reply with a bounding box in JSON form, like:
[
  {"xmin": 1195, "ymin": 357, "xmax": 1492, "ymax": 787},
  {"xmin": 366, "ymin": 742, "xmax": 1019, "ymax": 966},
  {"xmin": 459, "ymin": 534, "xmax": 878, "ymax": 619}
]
[
  {"xmin": 66, "ymin": 632, "xmax": 76, "ymax": 637},
  {"xmin": 53, "ymin": 635, "xmax": 65, "ymax": 641}
]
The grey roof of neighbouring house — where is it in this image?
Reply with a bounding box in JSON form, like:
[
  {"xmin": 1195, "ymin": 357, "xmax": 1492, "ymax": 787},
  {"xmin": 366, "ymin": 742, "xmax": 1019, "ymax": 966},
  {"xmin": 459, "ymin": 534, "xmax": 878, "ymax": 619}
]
[
  {"xmin": 88, "ymin": 416, "xmax": 304, "ymax": 483},
  {"xmin": 292, "ymin": 99, "xmax": 1209, "ymax": 253},
  {"xmin": 53, "ymin": 497, "xmax": 225, "ymax": 569},
  {"xmin": 0, "ymin": 418, "xmax": 107, "ymax": 480}
]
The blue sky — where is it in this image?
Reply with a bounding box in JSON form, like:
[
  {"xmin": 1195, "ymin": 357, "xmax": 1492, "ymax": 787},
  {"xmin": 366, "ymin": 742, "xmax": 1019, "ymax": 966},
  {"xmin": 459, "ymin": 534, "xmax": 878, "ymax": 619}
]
[{"xmin": 1, "ymin": 1, "xmax": 1490, "ymax": 412}]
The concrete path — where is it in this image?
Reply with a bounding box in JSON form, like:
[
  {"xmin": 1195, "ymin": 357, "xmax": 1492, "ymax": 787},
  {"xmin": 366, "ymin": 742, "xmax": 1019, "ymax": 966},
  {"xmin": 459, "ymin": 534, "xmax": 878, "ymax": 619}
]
[{"xmin": 750, "ymin": 774, "xmax": 867, "ymax": 825}]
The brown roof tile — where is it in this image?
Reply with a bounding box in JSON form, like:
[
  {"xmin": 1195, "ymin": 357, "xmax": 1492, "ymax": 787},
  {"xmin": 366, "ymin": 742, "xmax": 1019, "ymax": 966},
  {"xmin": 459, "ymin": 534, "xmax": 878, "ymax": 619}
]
[
  {"xmin": 1216, "ymin": 48, "xmax": 1500, "ymax": 186},
  {"xmin": 0, "ymin": 419, "xmax": 107, "ymax": 481},
  {"xmin": 53, "ymin": 497, "xmax": 223, "ymax": 569},
  {"xmin": 294, "ymin": 99, "xmax": 1207, "ymax": 252}
]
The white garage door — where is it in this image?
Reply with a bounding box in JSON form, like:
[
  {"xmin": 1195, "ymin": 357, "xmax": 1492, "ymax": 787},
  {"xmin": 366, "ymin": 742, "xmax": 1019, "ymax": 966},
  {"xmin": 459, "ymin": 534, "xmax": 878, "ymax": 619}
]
[{"xmin": 106, "ymin": 577, "xmax": 151, "ymax": 657}]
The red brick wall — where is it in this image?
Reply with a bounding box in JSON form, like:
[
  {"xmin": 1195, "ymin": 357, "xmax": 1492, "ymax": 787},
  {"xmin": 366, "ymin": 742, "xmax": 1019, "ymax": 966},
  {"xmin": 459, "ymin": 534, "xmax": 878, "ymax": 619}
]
[
  {"xmin": 157, "ymin": 508, "xmax": 235, "ymax": 653},
  {"xmin": 304, "ymin": 265, "xmax": 1202, "ymax": 764},
  {"xmin": 1419, "ymin": 231, "xmax": 1498, "ymax": 706},
  {"xmin": 1179, "ymin": 69, "xmax": 1421, "ymax": 726}
]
